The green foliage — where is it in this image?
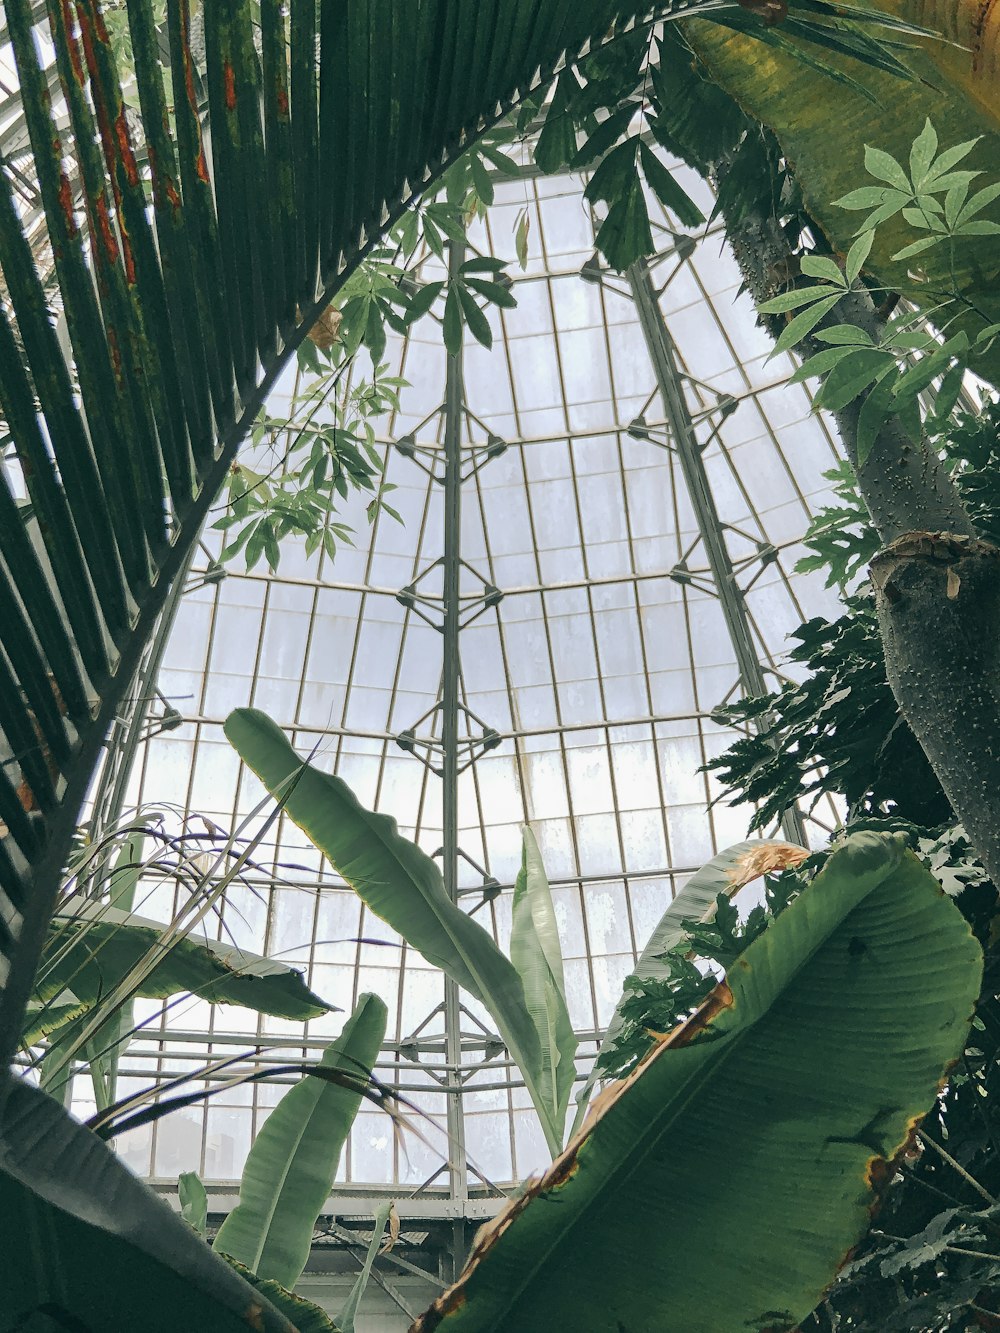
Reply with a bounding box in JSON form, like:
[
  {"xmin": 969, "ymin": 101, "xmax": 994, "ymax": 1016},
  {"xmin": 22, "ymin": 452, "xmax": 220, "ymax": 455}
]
[
  {"xmin": 214, "ymin": 354, "xmax": 404, "ymax": 573},
  {"xmin": 1, "ymin": 1077, "xmax": 293, "ymax": 1331},
  {"xmin": 179, "ymin": 1171, "xmax": 208, "ymax": 1237},
  {"xmin": 221, "ymin": 1255, "xmax": 341, "ymax": 1333},
  {"xmin": 758, "ymin": 121, "xmax": 1000, "ymax": 463},
  {"xmin": 213, "ymin": 995, "xmax": 387, "ymax": 1290},
  {"xmin": 708, "ymin": 597, "xmax": 953, "ymax": 831},
  {"xmin": 415, "ymin": 833, "xmax": 982, "ymax": 1332},
  {"xmin": 835, "ymin": 120, "xmax": 1000, "ymax": 260},
  {"xmin": 336, "ymin": 1201, "xmax": 393, "ymax": 1333},
  {"xmin": 600, "ymin": 865, "xmax": 804, "ymax": 1080},
  {"xmin": 223, "ymin": 709, "xmax": 570, "ymax": 1153},
  {"xmin": 796, "ymin": 460, "xmax": 882, "ymax": 590},
  {"xmin": 509, "ymin": 827, "xmax": 577, "ymax": 1146}
]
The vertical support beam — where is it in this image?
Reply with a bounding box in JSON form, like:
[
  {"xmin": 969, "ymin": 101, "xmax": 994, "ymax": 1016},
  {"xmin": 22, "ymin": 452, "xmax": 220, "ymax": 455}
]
[
  {"xmin": 441, "ymin": 240, "xmax": 468, "ymax": 1201},
  {"xmin": 627, "ymin": 260, "xmax": 807, "ymax": 847}
]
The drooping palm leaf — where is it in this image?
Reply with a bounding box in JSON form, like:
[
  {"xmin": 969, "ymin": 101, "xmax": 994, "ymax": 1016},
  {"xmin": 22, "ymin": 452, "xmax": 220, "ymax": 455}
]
[
  {"xmin": 0, "ymin": 0, "xmax": 944, "ymax": 1072},
  {"xmin": 412, "ymin": 832, "xmax": 982, "ymax": 1332}
]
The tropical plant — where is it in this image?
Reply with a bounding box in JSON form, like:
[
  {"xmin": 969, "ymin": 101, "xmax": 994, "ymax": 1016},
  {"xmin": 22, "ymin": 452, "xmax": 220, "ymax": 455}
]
[
  {"xmin": 410, "ymin": 832, "xmax": 980, "ymax": 1331},
  {"xmin": 213, "ymin": 994, "xmax": 387, "ymax": 1291},
  {"xmin": 224, "ymin": 707, "xmax": 577, "ymax": 1156},
  {"xmin": 0, "ymin": 2, "xmax": 996, "ymax": 1328}
]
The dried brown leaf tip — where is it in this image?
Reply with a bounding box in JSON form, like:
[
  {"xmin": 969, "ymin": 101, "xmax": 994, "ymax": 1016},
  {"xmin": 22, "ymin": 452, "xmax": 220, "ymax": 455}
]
[
  {"xmin": 306, "ymin": 305, "xmax": 343, "ymax": 349},
  {"xmin": 728, "ymin": 843, "xmax": 808, "ymax": 890}
]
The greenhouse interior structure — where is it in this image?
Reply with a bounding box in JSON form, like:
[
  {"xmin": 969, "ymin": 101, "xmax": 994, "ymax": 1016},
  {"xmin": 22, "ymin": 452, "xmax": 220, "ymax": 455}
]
[{"xmin": 1, "ymin": 2, "xmax": 999, "ymax": 1330}]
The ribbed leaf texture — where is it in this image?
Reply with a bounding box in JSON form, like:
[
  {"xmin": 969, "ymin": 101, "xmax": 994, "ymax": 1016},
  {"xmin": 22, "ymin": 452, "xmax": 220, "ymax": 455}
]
[{"xmin": 0, "ymin": 0, "xmax": 688, "ymax": 1064}]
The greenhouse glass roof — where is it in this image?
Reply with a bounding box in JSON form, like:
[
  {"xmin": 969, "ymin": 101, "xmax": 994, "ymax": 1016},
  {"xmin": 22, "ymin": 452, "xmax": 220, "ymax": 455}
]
[{"xmin": 70, "ymin": 160, "xmax": 848, "ymax": 1198}]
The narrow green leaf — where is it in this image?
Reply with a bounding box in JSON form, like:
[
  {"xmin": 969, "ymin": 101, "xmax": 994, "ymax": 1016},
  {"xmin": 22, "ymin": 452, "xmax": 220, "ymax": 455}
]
[
  {"xmin": 789, "ymin": 345, "xmax": 862, "ymax": 383},
  {"xmin": 864, "ymin": 144, "xmax": 911, "ymax": 191},
  {"xmin": 510, "ymin": 827, "xmax": 577, "ymax": 1155},
  {"xmin": 814, "ymin": 348, "xmax": 894, "ymax": 412},
  {"xmin": 845, "ymin": 230, "xmax": 874, "ymax": 285},
  {"xmin": 769, "ymin": 292, "xmax": 844, "ymax": 357},
  {"xmin": 799, "ymin": 254, "xmax": 845, "ymax": 285},
  {"xmin": 832, "ymin": 185, "xmax": 899, "ymax": 210},
  {"xmin": 639, "ymin": 141, "xmax": 705, "ymax": 228},
  {"xmin": 758, "ymin": 284, "xmax": 841, "ymax": 315},
  {"xmin": 338, "ymin": 1201, "xmax": 393, "ymax": 1333},
  {"xmin": 813, "ymin": 324, "xmax": 874, "ymax": 347},
  {"xmin": 572, "ymin": 102, "xmax": 638, "ymax": 168},
  {"xmin": 891, "ymin": 235, "xmax": 941, "ymax": 262},
  {"xmin": 908, "ymin": 119, "xmax": 938, "ymax": 189},
  {"xmin": 443, "ymin": 285, "xmax": 464, "ymax": 356},
  {"xmin": 594, "ymin": 172, "xmax": 653, "ymax": 273},
  {"xmin": 456, "ymin": 284, "xmax": 493, "ymax": 350},
  {"xmin": 533, "ymin": 68, "xmax": 582, "ymax": 175},
  {"xmin": 213, "ymin": 994, "xmax": 387, "ymax": 1289}
]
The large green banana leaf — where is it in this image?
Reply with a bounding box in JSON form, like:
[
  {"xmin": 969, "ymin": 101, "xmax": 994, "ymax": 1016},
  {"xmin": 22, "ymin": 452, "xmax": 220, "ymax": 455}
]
[
  {"xmin": 0, "ymin": 1074, "xmax": 294, "ymax": 1332},
  {"xmin": 25, "ymin": 901, "xmax": 334, "ymax": 1046},
  {"xmin": 213, "ymin": 993, "xmax": 387, "ymax": 1290},
  {"xmin": 574, "ymin": 837, "xmax": 804, "ymax": 1121},
  {"xmin": 412, "ymin": 832, "xmax": 981, "ymax": 1333},
  {"xmin": 509, "ymin": 826, "xmax": 577, "ymax": 1153},
  {"xmin": 223, "ymin": 708, "xmax": 562, "ymax": 1148},
  {"xmin": 679, "ymin": 1, "xmax": 1000, "ymax": 385}
]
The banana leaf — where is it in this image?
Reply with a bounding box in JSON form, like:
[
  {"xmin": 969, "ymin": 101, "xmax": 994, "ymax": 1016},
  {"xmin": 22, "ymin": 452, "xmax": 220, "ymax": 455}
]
[
  {"xmin": 0, "ymin": 1074, "xmax": 294, "ymax": 1332},
  {"xmin": 509, "ymin": 826, "xmax": 577, "ymax": 1153},
  {"xmin": 222, "ymin": 1256, "xmax": 341, "ymax": 1333},
  {"xmin": 213, "ymin": 993, "xmax": 387, "ymax": 1289},
  {"xmin": 575, "ymin": 837, "xmax": 806, "ymax": 1118},
  {"xmin": 25, "ymin": 900, "xmax": 336, "ymax": 1047},
  {"xmin": 223, "ymin": 709, "xmax": 557, "ymax": 1149},
  {"xmin": 680, "ymin": 1, "xmax": 1000, "ymax": 385},
  {"xmin": 412, "ymin": 832, "xmax": 981, "ymax": 1333}
]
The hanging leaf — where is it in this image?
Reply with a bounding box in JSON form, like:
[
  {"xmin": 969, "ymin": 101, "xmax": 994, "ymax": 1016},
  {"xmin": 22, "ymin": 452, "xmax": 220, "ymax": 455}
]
[
  {"xmin": 337, "ymin": 1201, "xmax": 394, "ymax": 1333},
  {"xmin": 0, "ymin": 1076, "xmax": 294, "ymax": 1331},
  {"xmin": 27, "ymin": 902, "xmax": 335, "ymax": 1046}
]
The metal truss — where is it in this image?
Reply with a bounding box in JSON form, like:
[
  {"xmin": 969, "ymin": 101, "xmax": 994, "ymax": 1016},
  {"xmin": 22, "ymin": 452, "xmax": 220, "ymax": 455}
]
[{"xmin": 581, "ymin": 245, "xmax": 807, "ymax": 847}]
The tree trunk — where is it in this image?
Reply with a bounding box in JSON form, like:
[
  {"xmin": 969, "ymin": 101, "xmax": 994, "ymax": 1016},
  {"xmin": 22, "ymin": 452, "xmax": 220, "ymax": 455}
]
[{"xmin": 727, "ymin": 206, "xmax": 1000, "ymax": 885}]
